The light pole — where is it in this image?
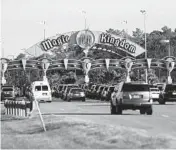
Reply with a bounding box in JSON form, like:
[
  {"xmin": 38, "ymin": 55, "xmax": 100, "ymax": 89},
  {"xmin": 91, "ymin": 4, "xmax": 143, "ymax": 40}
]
[
  {"xmin": 122, "ymin": 20, "xmax": 128, "ymax": 39},
  {"xmin": 140, "ymin": 10, "xmax": 147, "ymax": 58},
  {"xmin": 82, "ymin": 11, "xmax": 87, "ymax": 30},
  {"xmin": 41, "ymin": 21, "xmax": 46, "ymax": 40},
  {"xmin": 140, "ymin": 10, "xmax": 148, "ymax": 83}
]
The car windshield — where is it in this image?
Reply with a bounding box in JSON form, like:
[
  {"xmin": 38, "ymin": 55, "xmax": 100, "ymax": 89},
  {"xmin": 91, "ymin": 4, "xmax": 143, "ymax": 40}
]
[
  {"xmin": 2, "ymin": 88, "xmax": 13, "ymax": 91},
  {"xmin": 122, "ymin": 84, "xmax": 149, "ymax": 92},
  {"xmin": 71, "ymin": 89, "xmax": 83, "ymax": 93},
  {"xmin": 165, "ymin": 85, "xmax": 176, "ymax": 92}
]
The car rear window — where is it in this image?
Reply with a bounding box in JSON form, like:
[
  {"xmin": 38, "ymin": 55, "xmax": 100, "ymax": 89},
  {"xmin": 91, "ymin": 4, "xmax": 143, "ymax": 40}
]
[
  {"xmin": 150, "ymin": 88, "xmax": 159, "ymax": 91},
  {"xmin": 35, "ymin": 86, "xmax": 41, "ymax": 91},
  {"xmin": 109, "ymin": 87, "xmax": 115, "ymax": 92},
  {"xmin": 122, "ymin": 84, "xmax": 150, "ymax": 92},
  {"xmin": 2, "ymin": 88, "xmax": 13, "ymax": 91},
  {"xmin": 70, "ymin": 89, "xmax": 83, "ymax": 93},
  {"xmin": 165, "ymin": 85, "xmax": 176, "ymax": 92},
  {"xmin": 42, "ymin": 86, "xmax": 48, "ymax": 91}
]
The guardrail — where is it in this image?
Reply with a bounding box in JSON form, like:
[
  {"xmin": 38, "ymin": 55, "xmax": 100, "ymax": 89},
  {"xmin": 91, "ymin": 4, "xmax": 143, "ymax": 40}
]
[{"xmin": 4, "ymin": 99, "xmax": 33, "ymax": 117}]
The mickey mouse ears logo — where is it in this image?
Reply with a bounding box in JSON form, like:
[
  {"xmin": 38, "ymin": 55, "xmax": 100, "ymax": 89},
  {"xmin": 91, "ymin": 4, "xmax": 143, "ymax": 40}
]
[{"xmin": 76, "ymin": 30, "xmax": 95, "ymax": 49}]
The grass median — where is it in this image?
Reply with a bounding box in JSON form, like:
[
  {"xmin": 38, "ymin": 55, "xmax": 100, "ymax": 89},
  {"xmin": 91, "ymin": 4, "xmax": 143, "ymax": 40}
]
[{"xmin": 1, "ymin": 114, "xmax": 173, "ymax": 149}]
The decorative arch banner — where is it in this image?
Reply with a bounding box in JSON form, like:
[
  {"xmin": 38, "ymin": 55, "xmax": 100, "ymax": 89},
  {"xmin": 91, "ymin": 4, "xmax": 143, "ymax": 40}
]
[{"xmin": 25, "ymin": 30, "xmax": 146, "ymax": 58}]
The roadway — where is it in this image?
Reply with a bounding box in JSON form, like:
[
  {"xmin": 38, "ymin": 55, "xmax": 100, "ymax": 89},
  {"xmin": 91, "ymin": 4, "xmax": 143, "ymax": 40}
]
[{"xmin": 39, "ymin": 97, "xmax": 176, "ymax": 145}]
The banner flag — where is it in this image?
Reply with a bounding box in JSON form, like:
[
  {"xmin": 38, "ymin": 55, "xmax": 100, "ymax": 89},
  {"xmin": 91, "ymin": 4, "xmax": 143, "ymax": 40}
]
[
  {"xmin": 105, "ymin": 59, "xmax": 110, "ymax": 70},
  {"xmin": 22, "ymin": 59, "xmax": 27, "ymax": 70},
  {"xmin": 64, "ymin": 59, "xmax": 68, "ymax": 70}
]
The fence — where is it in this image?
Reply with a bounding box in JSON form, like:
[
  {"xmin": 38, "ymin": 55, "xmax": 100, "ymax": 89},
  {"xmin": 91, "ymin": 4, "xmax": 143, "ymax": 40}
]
[{"xmin": 4, "ymin": 99, "xmax": 33, "ymax": 117}]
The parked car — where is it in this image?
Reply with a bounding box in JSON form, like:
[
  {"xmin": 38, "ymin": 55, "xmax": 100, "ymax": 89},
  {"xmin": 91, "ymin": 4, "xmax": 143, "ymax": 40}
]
[
  {"xmin": 86, "ymin": 85, "xmax": 96, "ymax": 98},
  {"xmin": 101, "ymin": 86, "xmax": 108, "ymax": 101},
  {"xmin": 90, "ymin": 85, "xmax": 100, "ymax": 99},
  {"xmin": 156, "ymin": 83, "xmax": 165, "ymax": 92},
  {"xmin": 150, "ymin": 87, "xmax": 160, "ymax": 101},
  {"xmin": 63, "ymin": 84, "xmax": 79, "ymax": 100},
  {"xmin": 60, "ymin": 85, "xmax": 68, "ymax": 99},
  {"xmin": 96, "ymin": 85, "xmax": 105, "ymax": 99},
  {"xmin": 105, "ymin": 86, "xmax": 115, "ymax": 101},
  {"xmin": 66, "ymin": 88, "xmax": 86, "ymax": 102},
  {"xmin": 158, "ymin": 84, "xmax": 176, "ymax": 104},
  {"xmin": 1, "ymin": 85, "xmax": 15, "ymax": 101},
  {"xmin": 110, "ymin": 82, "xmax": 153, "ymax": 115},
  {"xmin": 56, "ymin": 85, "xmax": 64, "ymax": 98}
]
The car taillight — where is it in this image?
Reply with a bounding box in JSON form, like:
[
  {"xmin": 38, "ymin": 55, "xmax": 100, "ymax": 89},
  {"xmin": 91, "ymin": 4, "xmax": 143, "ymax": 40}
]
[
  {"xmin": 148, "ymin": 99, "xmax": 153, "ymax": 103},
  {"xmin": 80, "ymin": 92, "xmax": 85, "ymax": 96}
]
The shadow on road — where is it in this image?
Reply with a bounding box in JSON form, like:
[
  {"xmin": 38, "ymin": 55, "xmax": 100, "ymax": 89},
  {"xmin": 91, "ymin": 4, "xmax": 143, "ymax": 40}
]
[{"xmin": 152, "ymin": 103, "xmax": 176, "ymax": 106}]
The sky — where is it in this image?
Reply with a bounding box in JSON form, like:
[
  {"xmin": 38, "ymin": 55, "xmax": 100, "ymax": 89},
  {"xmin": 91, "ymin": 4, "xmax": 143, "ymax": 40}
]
[{"xmin": 1, "ymin": 0, "xmax": 176, "ymax": 58}]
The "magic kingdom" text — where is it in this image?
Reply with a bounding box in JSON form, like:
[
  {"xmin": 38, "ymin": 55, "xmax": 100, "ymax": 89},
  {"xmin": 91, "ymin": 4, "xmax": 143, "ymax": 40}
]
[{"xmin": 99, "ymin": 33, "xmax": 136, "ymax": 53}]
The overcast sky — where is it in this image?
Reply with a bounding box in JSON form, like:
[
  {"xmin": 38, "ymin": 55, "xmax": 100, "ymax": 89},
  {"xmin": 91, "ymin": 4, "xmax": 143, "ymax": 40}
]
[{"xmin": 1, "ymin": 0, "xmax": 176, "ymax": 58}]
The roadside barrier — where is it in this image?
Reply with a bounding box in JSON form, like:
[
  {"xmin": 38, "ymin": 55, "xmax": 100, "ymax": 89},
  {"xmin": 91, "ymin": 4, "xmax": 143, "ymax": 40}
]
[
  {"xmin": 4, "ymin": 99, "xmax": 32, "ymax": 117},
  {"xmin": 4, "ymin": 98, "xmax": 46, "ymax": 131}
]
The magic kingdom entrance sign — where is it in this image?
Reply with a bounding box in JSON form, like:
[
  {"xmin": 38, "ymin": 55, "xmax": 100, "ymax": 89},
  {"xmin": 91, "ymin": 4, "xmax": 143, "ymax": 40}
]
[{"xmin": 39, "ymin": 30, "xmax": 146, "ymax": 57}]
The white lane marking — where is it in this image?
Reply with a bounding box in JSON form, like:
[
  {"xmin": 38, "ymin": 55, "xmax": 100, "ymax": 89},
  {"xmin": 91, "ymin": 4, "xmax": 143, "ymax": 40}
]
[
  {"xmin": 78, "ymin": 103, "xmax": 109, "ymax": 106},
  {"xmin": 162, "ymin": 114, "xmax": 169, "ymax": 118}
]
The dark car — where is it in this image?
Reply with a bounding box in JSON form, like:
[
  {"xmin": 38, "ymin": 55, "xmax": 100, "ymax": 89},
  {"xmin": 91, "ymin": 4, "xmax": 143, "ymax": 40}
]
[
  {"xmin": 158, "ymin": 84, "xmax": 176, "ymax": 104},
  {"xmin": 63, "ymin": 84, "xmax": 79, "ymax": 100},
  {"xmin": 105, "ymin": 86, "xmax": 115, "ymax": 101},
  {"xmin": 86, "ymin": 85, "xmax": 96, "ymax": 98},
  {"xmin": 66, "ymin": 88, "xmax": 86, "ymax": 102},
  {"xmin": 96, "ymin": 85, "xmax": 105, "ymax": 100},
  {"xmin": 100, "ymin": 86, "xmax": 108, "ymax": 101},
  {"xmin": 1, "ymin": 85, "xmax": 15, "ymax": 101},
  {"xmin": 90, "ymin": 85, "xmax": 100, "ymax": 99}
]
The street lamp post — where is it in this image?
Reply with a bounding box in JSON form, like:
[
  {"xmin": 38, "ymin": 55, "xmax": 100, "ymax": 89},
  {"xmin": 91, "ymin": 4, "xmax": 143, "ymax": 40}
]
[
  {"xmin": 123, "ymin": 20, "xmax": 128, "ymax": 39},
  {"xmin": 140, "ymin": 10, "xmax": 147, "ymax": 58},
  {"xmin": 140, "ymin": 10, "xmax": 148, "ymax": 83},
  {"xmin": 82, "ymin": 11, "xmax": 87, "ymax": 30},
  {"xmin": 40, "ymin": 21, "xmax": 46, "ymax": 40}
]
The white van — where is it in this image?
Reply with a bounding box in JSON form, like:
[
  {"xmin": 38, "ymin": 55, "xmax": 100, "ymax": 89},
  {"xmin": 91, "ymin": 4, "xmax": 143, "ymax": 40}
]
[{"xmin": 31, "ymin": 81, "xmax": 52, "ymax": 102}]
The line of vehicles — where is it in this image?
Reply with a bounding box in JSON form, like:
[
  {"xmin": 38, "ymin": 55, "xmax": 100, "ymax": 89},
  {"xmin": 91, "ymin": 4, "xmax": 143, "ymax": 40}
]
[
  {"xmin": 52, "ymin": 82, "xmax": 176, "ymax": 115},
  {"xmin": 1, "ymin": 81, "xmax": 176, "ymax": 115},
  {"xmin": 52, "ymin": 83, "xmax": 115, "ymax": 102},
  {"xmin": 52, "ymin": 82, "xmax": 176, "ymax": 104}
]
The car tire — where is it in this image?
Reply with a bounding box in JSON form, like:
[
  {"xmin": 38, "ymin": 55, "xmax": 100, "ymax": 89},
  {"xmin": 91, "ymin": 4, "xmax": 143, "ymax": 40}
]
[
  {"xmin": 158, "ymin": 97, "xmax": 165, "ymax": 104},
  {"xmin": 140, "ymin": 108, "xmax": 145, "ymax": 114},
  {"xmin": 110, "ymin": 102, "xmax": 116, "ymax": 114},
  {"xmin": 82, "ymin": 98, "xmax": 86, "ymax": 102},
  {"xmin": 116, "ymin": 105, "xmax": 122, "ymax": 115},
  {"xmin": 67, "ymin": 98, "xmax": 71, "ymax": 102},
  {"xmin": 146, "ymin": 106, "xmax": 153, "ymax": 115}
]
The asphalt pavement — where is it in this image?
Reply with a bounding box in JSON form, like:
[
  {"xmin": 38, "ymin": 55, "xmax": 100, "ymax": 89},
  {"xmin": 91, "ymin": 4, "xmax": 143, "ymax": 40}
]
[{"xmin": 38, "ymin": 97, "xmax": 176, "ymax": 145}]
